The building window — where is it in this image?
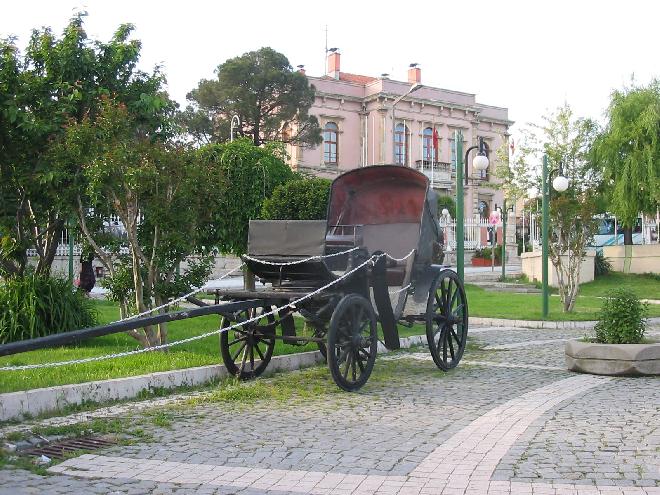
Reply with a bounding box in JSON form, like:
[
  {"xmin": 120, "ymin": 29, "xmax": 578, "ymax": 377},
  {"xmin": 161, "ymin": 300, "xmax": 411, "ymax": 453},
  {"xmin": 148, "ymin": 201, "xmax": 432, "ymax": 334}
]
[
  {"xmin": 423, "ymin": 127, "xmax": 433, "ymax": 163},
  {"xmin": 449, "ymin": 138, "xmax": 456, "ymax": 170},
  {"xmin": 323, "ymin": 122, "xmax": 338, "ymax": 165},
  {"xmin": 394, "ymin": 123, "xmax": 409, "ymax": 165}
]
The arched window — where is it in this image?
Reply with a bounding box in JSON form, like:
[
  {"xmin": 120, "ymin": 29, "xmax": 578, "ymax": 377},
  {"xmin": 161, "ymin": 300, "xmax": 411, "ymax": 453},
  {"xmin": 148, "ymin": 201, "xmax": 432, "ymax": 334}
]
[
  {"xmin": 423, "ymin": 127, "xmax": 433, "ymax": 163},
  {"xmin": 394, "ymin": 123, "xmax": 409, "ymax": 165},
  {"xmin": 323, "ymin": 122, "xmax": 338, "ymax": 165}
]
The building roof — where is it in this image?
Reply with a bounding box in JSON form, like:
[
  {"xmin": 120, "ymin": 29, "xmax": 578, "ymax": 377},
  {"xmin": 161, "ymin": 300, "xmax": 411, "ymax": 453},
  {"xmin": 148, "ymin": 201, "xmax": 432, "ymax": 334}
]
[{"xmin": 323, "ymin": 72, "xmax": 377, "ymax": 85}]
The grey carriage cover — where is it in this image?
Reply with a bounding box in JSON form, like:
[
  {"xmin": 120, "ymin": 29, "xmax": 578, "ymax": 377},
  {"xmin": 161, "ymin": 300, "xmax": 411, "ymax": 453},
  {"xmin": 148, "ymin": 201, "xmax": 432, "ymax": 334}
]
[{"xmin": 248, "ymin": 220, "xmax": 326, "ymax": 257}]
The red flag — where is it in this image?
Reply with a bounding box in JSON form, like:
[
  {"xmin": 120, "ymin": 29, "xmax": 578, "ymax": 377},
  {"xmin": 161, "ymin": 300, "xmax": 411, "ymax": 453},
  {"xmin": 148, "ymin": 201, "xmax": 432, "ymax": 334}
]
[{"xmin": 432, "ymin": 128, "xmax": 439, "ymax": 155}]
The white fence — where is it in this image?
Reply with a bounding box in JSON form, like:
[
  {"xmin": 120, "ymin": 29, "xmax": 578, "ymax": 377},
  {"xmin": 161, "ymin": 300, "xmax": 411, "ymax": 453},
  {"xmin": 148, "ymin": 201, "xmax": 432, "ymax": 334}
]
[
  {"xmin": 26, "ymin": 217, "xmax": 129, "ymax": 258},
  {"xmin": 439, "ymin": 218, "xmax": 497, "ymax": 252},
  {"xmin": 520, "ymin": 210, "xmax": 659, "ymax": 252}
]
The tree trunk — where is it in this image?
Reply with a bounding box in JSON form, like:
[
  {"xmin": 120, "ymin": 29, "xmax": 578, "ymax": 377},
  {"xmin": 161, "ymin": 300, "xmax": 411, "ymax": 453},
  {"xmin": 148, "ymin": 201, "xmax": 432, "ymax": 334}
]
[
  {"xmin": 35, "ymin": 219, "xmax": 64, "ymax": 276},
  {"xmin": 623, "ymin": 226, "xmax": 633, "ymax": 245}
]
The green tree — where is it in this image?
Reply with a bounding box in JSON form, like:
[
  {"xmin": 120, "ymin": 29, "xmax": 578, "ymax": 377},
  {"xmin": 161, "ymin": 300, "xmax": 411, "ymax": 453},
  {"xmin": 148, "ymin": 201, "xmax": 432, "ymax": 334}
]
[
  {"xmin": 195, "ymin": 139, "xmax": 295, "ymax": 255},
  {"xmin": 55, "ymin": 99, "xmax": 217, "ymax": 347},
  {"xmin": 184, "ymin": 47, "xmax": 322, "ymax": 147},
  {"xmin": 506, "ymin": 104, "xmax": 600, "ymax": 312},
  {"xmin": 592, "ymin": 80, "xmax": 660, "ymax": 244},
  {"xmin": 0, "ymin": 15, "xmax": 174, "ymax": 278},
  {"xmin": 262, "ymin": 178, "xmax": 331, "ymax": 220}
]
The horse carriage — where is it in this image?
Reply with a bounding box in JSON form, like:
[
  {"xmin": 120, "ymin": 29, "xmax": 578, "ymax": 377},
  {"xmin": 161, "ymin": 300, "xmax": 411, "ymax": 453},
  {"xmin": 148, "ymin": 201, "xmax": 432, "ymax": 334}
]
[
  {"xmin": 215, "ymin": 165, "xmax": 468, "ymax": 391},
  {"xmin": 0, "ymin": 166, "xmax": 469, "ymax": 392}
]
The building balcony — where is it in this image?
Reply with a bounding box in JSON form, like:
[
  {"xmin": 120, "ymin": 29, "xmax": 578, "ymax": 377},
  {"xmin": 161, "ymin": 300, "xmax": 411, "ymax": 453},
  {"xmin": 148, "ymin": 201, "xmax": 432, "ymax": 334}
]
[{"xmin": 415, "ymin": 160, "xmax": 453, "ymax": 188}]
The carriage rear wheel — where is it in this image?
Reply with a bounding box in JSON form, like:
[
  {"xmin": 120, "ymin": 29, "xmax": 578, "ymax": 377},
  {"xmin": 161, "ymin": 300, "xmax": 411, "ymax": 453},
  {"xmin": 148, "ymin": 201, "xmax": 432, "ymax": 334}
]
[
  {"xmin": 327, "ymin": 294, "xmax": 378, "ymax": 391},
  {"xmin": 425, "ymin": 269, "xmax": 468, "ymax": 371},
  {"xmin": 220, "ymin": 306, "xmax": 276, "ymax": 379}
]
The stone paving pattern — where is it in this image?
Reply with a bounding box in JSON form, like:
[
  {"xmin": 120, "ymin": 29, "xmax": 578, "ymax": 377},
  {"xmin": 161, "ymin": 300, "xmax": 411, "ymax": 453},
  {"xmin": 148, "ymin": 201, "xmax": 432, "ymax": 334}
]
[{"xmin": 1, "ymin": 322, "xmax": 658, "ymax": 494}]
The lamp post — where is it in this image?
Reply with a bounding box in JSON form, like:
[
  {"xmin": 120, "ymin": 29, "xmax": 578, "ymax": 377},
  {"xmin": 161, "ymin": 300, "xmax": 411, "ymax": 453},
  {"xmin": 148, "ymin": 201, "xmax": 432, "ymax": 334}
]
[
  {"xmin": 456, "ymin": 133, "xmax": 489, "ymax": 281},
  {"xmin": 541, "ymin": 155, "xmax": 568, "ymax": 318},
  {"xmin": 230, "ymin": 115, "xmax": 240, "ymax": 142},
  {"xmin": 391, "ymin": 83, "xmax": 423, "ymax": 165},
  {"xmin": 495, "ymin": 201, "xmax": 515, "ymax": 280}
]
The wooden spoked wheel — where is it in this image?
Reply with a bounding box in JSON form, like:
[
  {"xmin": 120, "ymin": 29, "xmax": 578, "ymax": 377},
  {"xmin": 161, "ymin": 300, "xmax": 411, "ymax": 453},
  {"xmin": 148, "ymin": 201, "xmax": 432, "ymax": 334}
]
[
  {"xmin": 327, "ymin": 294, "xmax": 378, "ymax": 391},
  {"xmin": 425, "ymin": 269, "xmax": 468, "ymax": 371},
  {"xmin": 220, "ymin": 306, "xmax": 276, "ymax": 379}
]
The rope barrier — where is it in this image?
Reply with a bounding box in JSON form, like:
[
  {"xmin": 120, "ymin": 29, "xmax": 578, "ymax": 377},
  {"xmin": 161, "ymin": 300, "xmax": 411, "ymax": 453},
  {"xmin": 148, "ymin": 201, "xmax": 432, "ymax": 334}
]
[
  {"xmin": 241, "ymin": 247, "xmax": 359, "ymax": 266},
  {"xmin": 114, "ymin": 247, "xmax": 361, "ymax": 323},
  {"xmin": 0, "ymin": 249, "xmax": 416, "ymax": 372}
]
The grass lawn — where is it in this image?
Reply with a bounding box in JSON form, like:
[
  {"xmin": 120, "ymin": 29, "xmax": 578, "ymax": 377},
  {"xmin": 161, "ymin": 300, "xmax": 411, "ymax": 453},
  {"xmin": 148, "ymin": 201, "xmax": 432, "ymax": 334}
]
[
  {"xmin": 0, "ymin": 300, "xmax": 426, "ymax": 394},
  {"xmin": 2, "ymin": 272, "xmax": 657, "ymax": 393},
  {"xmin": 467, "ymin": 273, "xmax": 660, "ymax": 321}
]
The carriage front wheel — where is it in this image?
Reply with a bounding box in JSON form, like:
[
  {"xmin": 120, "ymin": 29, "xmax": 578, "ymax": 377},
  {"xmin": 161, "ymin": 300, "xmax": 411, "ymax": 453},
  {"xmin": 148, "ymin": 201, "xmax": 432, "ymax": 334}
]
[
  {"xmin": 327, "ymin": 294, "xmax": 378, "ymax": 391},
  {"xmin": 220, "ymin": 306, "xmax": 276, "ymax": 379},
  {"xmin": 425, "ymin": 269, "xmax": 468, "ymax": 371}
]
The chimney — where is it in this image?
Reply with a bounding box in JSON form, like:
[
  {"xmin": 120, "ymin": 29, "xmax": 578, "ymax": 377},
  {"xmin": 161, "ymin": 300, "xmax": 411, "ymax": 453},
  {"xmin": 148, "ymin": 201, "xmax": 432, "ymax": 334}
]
[
  {"xmin": 408, "ymin": 63, "xmax": 421, "ymax": 85},
  {"xmin": 327, "ymin": 49, "xmax": 340, "ymax": 80}
]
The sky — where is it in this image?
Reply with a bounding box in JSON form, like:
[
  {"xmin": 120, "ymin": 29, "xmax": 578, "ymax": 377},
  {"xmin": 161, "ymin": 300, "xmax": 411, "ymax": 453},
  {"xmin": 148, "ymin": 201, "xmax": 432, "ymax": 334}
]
[{"xmin": 2, "ymin": 0, "xmax": 659, "ymax": 137}]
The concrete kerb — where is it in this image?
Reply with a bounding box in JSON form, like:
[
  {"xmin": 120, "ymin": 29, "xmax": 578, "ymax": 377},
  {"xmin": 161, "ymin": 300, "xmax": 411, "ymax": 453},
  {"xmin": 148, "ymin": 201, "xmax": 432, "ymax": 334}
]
[
  {"xmin": 471, "ymin": 316, "xmax": 660, "ymax": 329},
  {"xmin": 0, "ymin": 334, "xmax": 429, "ymax": 423}
]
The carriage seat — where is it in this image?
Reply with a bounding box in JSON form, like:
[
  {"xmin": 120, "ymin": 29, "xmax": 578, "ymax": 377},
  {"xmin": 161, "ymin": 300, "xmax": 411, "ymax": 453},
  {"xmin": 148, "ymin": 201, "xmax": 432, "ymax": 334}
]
[
  {"xmin": 325, "ymin": 224, "xmax": 364, "ymax": 253},
  {"xmin": 362, "ymin": 223, "xmax": 420, "ymax": 286}
]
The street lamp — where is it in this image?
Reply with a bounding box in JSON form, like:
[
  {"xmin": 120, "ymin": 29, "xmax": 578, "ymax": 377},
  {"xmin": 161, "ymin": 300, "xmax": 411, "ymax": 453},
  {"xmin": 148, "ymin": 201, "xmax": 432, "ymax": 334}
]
[
  {"xmin": 495, "ymin": 201, "xmax": 515, "ymax": 280},
  {"xmin": 455, "ymin": 133, "xmax": 490, "ymax": 282},
  {"xmin": 541, "ymin": 156, "xmax": 568, "ymax": 318},
  {"xmin": 230, "ymin": 115, "xmax": 241, "ymax": 142},
  {"xmin": 391, "ymin": 83, "xmax": 423, "ymax": 165}
]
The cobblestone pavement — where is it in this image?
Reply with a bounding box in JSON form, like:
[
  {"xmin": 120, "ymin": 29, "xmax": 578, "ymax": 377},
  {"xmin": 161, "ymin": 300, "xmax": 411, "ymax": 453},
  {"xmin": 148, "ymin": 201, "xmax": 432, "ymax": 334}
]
[{"xmin": 1, "ymin": 323, "xmax": 658, "ymax": 494}]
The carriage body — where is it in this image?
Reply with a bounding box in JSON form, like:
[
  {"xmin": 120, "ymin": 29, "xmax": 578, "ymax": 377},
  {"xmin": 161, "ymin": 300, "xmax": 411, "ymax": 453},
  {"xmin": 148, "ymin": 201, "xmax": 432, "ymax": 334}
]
[{"xmin": 218, "ymin": 166, "xmax": 468, "ymax": 390}]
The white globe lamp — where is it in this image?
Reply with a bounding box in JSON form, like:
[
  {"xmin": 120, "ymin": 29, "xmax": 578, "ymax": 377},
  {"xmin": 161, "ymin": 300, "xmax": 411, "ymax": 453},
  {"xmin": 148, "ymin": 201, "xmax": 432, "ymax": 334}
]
[
  {"xmin": 472, "ymin": 153, "xmax": 489, "ymax": 172},
  {"xmin": 552, "ymin": 175, "xmax": 569, "ymax": 192},
  {"xmin": 527, "ymin": 186, "xmax": 540, "ymax": 198}
]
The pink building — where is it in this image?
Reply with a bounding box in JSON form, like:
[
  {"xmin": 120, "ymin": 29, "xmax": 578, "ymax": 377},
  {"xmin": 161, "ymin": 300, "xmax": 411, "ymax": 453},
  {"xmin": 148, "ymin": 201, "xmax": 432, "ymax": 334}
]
[{"xmin": 288, "ymin": 51, "xmax": 513, "ymax": 219}]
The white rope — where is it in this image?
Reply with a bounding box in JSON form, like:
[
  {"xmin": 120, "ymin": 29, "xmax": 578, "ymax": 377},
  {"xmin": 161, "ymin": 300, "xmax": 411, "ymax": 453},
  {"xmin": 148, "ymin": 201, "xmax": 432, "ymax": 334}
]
[
  {"xmin": 0, "ymin": 249, "xmax": 417, "ymax": 372},
  {"xmin": 241, "ymin": 246, "xmax": 359, "ymax": 266},
  {"xmin": 384, "ymin": 249, "xmax": 416, "ymax": 263},
  {"xmin": 116, "ymin": 247, "xmax": 360, "ymax": 322},
  {"xmin": 120, "ymin": 265, "xmax": 244, "ymax": 322},
  {"xmin": 389, "ymin": 284, "xmax": 411, "ymax": 295}
]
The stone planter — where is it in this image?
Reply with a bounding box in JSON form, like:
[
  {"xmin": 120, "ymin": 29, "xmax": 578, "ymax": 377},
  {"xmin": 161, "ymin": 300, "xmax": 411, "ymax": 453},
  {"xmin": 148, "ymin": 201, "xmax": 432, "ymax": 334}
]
[{"xmin": 565, "ymin": 339, "xmax": 660, "ymax": 376}]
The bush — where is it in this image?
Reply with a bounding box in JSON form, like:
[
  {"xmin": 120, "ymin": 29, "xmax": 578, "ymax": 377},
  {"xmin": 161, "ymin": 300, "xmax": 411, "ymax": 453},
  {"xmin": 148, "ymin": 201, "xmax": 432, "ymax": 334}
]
[
  {"xmin": 594, "ymin": 250, "xmax": 612, "ymax": 277},
  {"xmin": 594, "ymin": 288, "xmax": 648, "ymax": 344},
  {"xmin": 0, "ymin": 275, "xmax": 98, "ymax": 344},
  {"xmin": 437, "ymin": 195, "xmax": 456, "ymax": 219},
  {"xmin": 261, "ymin": 178, "xmax": 331, "ymax": 220},
  {"xmin": 473, "ymin": 246, "xmax": 503, "ymax": 262}
]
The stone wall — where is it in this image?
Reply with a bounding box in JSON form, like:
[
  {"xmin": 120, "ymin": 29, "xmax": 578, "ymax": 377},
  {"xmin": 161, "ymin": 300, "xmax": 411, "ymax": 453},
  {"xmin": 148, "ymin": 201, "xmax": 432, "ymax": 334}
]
[
  {"xmin": 602, "ymin": 244, "xmax": 660, "ymax": 274},
  {"xmin": 521, "ymin": 251, "xmax": 595, "ymax": 287}
]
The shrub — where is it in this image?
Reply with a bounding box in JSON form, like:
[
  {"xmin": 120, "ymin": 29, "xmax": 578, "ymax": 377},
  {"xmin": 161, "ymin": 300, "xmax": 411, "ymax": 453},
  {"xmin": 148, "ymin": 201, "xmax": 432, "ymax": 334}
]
[
  {"xmin": 473, "ymin": 246, "xmax": 503, "ymax": 262},
  {"xmin": 261, "ymin": 178, "xmax": 331, "ymax": 220},
  {"xmin": 0, "ymin": 275, "xmax": 98, "ymax": 344},
  {"xmin": 437, "ymin": 195, "xmax": 456, "ymax": 219},
  {"xmin": 594, "ymin": 288, "xmax": 647, "ymax": 344},
  {"xmin": 594, "ymin": 250, "xmax": 612, "ymax": 277}
]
